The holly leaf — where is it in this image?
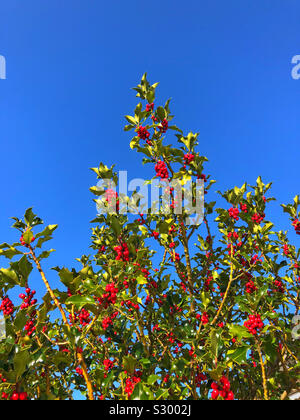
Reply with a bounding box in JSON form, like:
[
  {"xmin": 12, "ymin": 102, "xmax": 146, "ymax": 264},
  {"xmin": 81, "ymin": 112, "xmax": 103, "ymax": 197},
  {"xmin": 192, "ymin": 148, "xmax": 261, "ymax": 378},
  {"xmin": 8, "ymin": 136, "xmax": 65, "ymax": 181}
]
[
  {"xmin": 65, "ymin": 296, "xmax": 95, "ymax": 309},
  {"xmin": 14, "ymin": 350, "xmax": 30, "ymax": 380},
  {"xmin": 226, "ymin": 346, "xmax": 249, "ymax": 366}
]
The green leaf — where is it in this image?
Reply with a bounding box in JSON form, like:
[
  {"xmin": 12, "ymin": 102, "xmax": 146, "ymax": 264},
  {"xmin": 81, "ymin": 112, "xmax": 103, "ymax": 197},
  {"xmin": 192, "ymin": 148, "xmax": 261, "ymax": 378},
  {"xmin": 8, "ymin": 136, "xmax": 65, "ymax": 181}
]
[
  {"xmin": 0, "ymin": 247, "xmax": 22, "ymax": 260},
  {"xmin": 137, "ymin": 275, "xmax": 148, "ymax": 285},
  {"xmin": 147, "ymin": 375, "xmax": 160, "ymax": 385},
  {"xmin": 38, "ymin": 250, "xmax": 55, "ymax": 260},
  {"xmin": 156, "ymin": 106, "xmax": 166, "ymax": 121},
  {"xmin": 36, "ymin": 225, "xmax": 58, "ymax": 239},
  {"xmin": 140, "ymin": 358, "xmax": 151, "ymax": 368},
  {"xmin": 155, "ymin": 389, "xmax": 169, "ymax": 400},
  {"xmin": 14, "ymin": 350, "xmax": 30, "ymax": 380},
  {"xmin": 226, "ymin": 346, "xmax": 249, "ymax": 365},
  {"xmin": 201, "ymin": 291, "xmax": 210, "ymax": 309},
  {"xmin": 209, "ymin": 365, "xmax": 225, "ymax": 381},
  {"xmin": 57, "ymin": 268, "xmax": 74, "ymax": 288},
  {"xmin": 210, "ymin": 329, "xmax": 222, "ymax": 358},
  {"xmin": 123, "ymin": 355, "xmax": 136, "ymax": 375},
  {"xmin": 18, "ymin": 256, "xmax": 33, "ymax": 281},
  {"xmin": 228, "ymin": 324, "xmax": 253, "ymax": 340},
  {"xmin": 22, "ymin": 230, "xmax": 33, "ymax": 245},
  {"xmin": 130, "ymin": 138, "xmax": 140, "ymax": 149},
  {"xmin": 138, "ymin": 225, "xmax": 148, "ymax": 236},
  {"xmin": 14, "ymin": 311, "xmax": 28, "ymax": 331},
  {"xmin": 0, "ymin": 268, "xmax": 19, "ymax": 286},
  {"xmin": 24, "ymin": 208, "xmax": 36, "ymax": 225},
  {"xmin": 90, "ymin": 186, "xmax": 105, "ymax": 196},
  {"xmin": 111, "ymin": 217, "xmax": 121, "ymax": 236},
  {"xmin": 65, "ymin": 295, "xmax": 95, "ymax": 309},
  {"xmin": 125, "ymin": 115, "xmax": 137, "ymax": 125}
]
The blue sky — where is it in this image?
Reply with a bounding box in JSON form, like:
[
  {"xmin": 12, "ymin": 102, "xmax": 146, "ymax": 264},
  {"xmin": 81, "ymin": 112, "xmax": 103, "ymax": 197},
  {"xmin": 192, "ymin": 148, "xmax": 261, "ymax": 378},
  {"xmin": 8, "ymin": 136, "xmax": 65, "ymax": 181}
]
[{"xmin": 0, "ymin": 0, "xmax": 299, "ymax": 295}]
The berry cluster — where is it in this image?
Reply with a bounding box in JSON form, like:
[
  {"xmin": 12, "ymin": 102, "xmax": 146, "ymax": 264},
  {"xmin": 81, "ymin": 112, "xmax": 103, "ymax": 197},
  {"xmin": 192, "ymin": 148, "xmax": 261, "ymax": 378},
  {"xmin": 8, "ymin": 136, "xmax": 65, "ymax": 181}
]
[
  {"xmin": 102, "ymin": 312, "xmax": 118, "ymax": 330},
  {"xmin": 158, "ymin": 118, "xmax": 168, "ymax": 133},
  {"xmin": 184, "ymin": 153, "xmax": 195, "ymax": 164},
  {"xmin": 172, "ymin": 252, "xmax": 180, "ymax": 263},
  {"xmin": 198, "ymin": 173, "xmax": 207, "ymax": 182},
  {"xmin": 103, "ymin": 359, "xmax": 114, "ymax": 371},
  {"xmin": 69, "ymin": 308, "xmax": 91, "ymax": 327},
  {"xmin": 228, "ymin": 207, "xmax": 239, "ymax": 221},
  {"xmin": 283, "ymin": 244, "xmax": 290, "ymax": 256},
  {"xmin": 145, "ymin": 103, "xmax": 154, "ymax": 113},
  {"xmin": 211, "ymin": 377, "xmax": 234, "ymax": 400},
  {"xmin": 137, "ymin": 126, "xmax": 150, "ymax": 141},
  {"xmin": 152, "ymin": 324, "xmax": 160, "ymax": 332},
  {"xmin": 141, "ymin": 268, "xmax": 150, "ymax": 278},
  {"xmin": 250, "ymin": 254, "xmax": 261, "ymax": 266},
  {"xmin": 169, "ymin": 304, "xmax": 182, "ymax": 316},
  {"xmin": 292, "ymin": 219, "xmax": 300, "ymax": 235},
  {"xmin": 105, "ymin": 189, "xmax": 120, "ymax": 212},
  {"xmin": 0, "ymin": 296, "xmax": 14, "ymax": 316},
  {"xmin": 274, "ymin": 279, "xmax": 284, "ymax": 293},
  {"xmin": 245, "ymin": 279, "xmax": 257, "ymax": 294},
  {"xmin": 19, "ymin": 288, "xmax": 37, "ymax": 310},
  {"xmin": 98, "ymin": 283, "xmax": 119, "ymax": 308},
  {"xmin": 251, "ymin": 212, "xmax": 265, "ymax": 224},
  {"xmin": 152, "ymin": 231, "xmax": 159, "ymax": 240},
  {"xmin": 244, "ymin": 314, "xmax": 264, "ymax": 335},
  {"xmin": 204, "ymin": 274, "xmax": 213, "ymax": 292},
  {"xmin": 169, "ymin": 225, "xmax": 177, "ymax": 235},
  {"xmin": 240, "ymin": 203, "xmax": 248, "ymax": 213},
  {"xmin": 125, "ymin": 375, "xmax": 141, "ymax": 397},
  {"xmin": 10, "ymin": 391, "xmax": 28, "ymax": 401},
  {"xmin": 24, "ymin": 318, "xmax": 36, "ymax": 337},
  {"xmin": 76, "ymin": 367, "xmax": 83, "ymax": 376},
  {"xmin": 195, "ymin": 371, "xmax": 207, "ymax": 387},
  {"xmin": 98, "ymin": 245, "xmax": 106, "ymax": 254},
  {"xmin": 78, "ymin": 308, "xmax": 91, "ymax": 327},
  {"xmin": 121, "ymin": 300, "xmax": 139, "ymax": 311},
  {"xmin": 163, "ymin": 374, "xmax": 170, "ymax": 383},
  {"xmin": 114, "ymin": 242, "xmax": 130, "ymax": 262},
  {"xmin": 20, "ymin": 232, "xmax": 35, "ymax": 247},
  {"xmin": 196, "ymin": 312, "xmax": 209, "ymax": 325},
  {"xmin": 166, "ymin": 332, "xmax": 176, "ymax": 344},
  {"xmin": 155, "ymin": 160, "xmax": 169, "ymax": 180},
  {"xmin": 227, "ymin": 231, "xmax": 239, "ymax": 241},
  {"xmin": 0, "ymin": 376, "xmax": 10, "ymax": 400}
]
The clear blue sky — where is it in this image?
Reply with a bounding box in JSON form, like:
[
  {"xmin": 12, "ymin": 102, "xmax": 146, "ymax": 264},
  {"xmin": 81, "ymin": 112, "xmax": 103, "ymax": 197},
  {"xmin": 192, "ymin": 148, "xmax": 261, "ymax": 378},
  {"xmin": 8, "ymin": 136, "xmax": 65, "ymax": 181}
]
[{"xmin": 0, "ymin": 0, "xmax": 299, "ymax": 296}]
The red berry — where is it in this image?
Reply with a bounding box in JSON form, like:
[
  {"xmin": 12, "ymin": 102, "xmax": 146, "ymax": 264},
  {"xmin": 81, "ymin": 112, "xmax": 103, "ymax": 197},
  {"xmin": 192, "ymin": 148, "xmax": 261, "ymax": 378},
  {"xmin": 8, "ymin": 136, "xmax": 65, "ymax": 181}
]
[
  {"xmin": 19, "ymin": 392, "xmax": 28, "ymax": 401},
  {"xmin": 11, "ymin": 392, "xmax": 19, "ymax": 401}
]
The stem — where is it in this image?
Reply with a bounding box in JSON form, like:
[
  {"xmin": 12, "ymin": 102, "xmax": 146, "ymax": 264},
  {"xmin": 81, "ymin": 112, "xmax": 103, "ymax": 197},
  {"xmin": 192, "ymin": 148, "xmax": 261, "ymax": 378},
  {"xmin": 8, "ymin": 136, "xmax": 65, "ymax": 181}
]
[
  {"xmin": 179, "ymin": 215, "xmax": 195, "ymax": 312},
  {"xmin": 77, "ymin": 352, "xmax": 94, "ymax": 401},
  {"xmin": 255, "ymin": 338, "xmax": 268, "ymax": 401},
  {"xmin": 28, "ymin": 245, "xmax": 69, "ymax": 327},
  {"xmin": 211, "ymin": 245, "xmax": 234, "ymax": 326}
]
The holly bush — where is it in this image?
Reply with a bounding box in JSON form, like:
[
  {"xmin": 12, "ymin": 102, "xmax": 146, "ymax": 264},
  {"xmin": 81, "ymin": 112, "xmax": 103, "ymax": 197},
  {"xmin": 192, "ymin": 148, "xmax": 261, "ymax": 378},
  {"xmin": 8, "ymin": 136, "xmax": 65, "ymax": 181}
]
[{"xmin": 0, "ymin": 75, "xmax": 299, "ymax": 401}]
